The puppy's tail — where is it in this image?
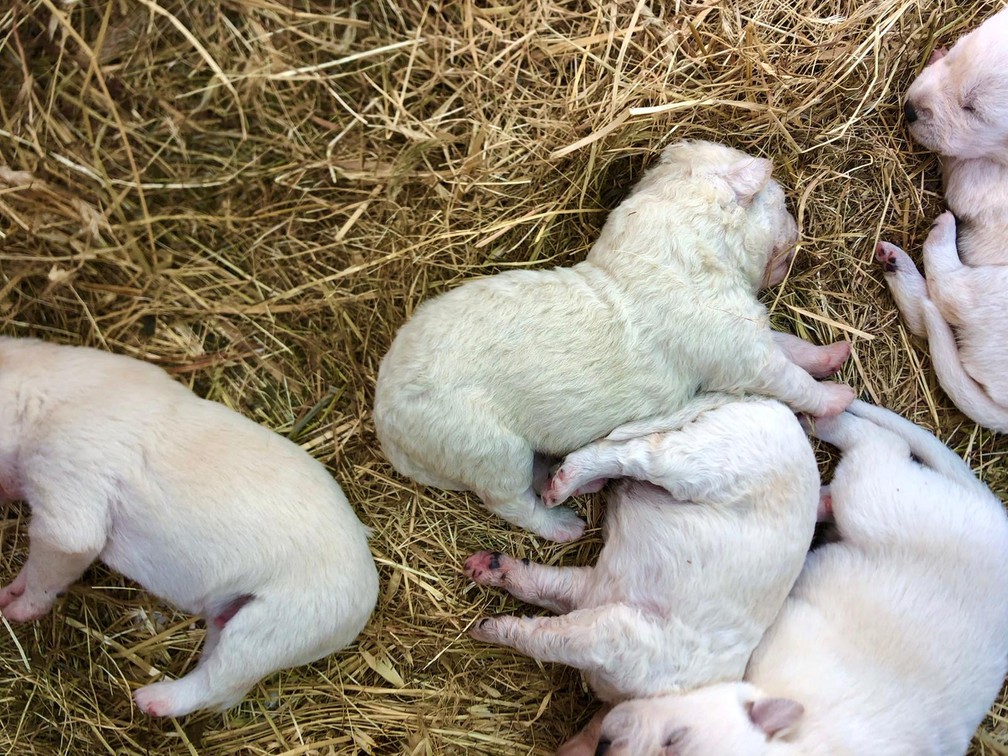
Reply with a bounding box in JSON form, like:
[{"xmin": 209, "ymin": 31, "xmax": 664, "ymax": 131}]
[
  {"xmin": 845, "ymin": 399, "xmax": 991, "ymax": 497},
  {"xmin": 603, "ymin": 392, "xmax": 743, "ymax": 442},
  {"xmin": 917, "ymin": 299, "xmax": 1008, "ymax": 434}
]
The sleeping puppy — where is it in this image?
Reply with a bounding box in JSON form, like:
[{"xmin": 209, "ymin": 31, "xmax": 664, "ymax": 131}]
[
  {"xmin": 464, "ymin": 396, "xmax": 819, "ymax": 717},
  {"xmin": 903, "ymin": 7, "xmax": 1008, "ymax": 266},
  {"xmin": 0, "ymin": 338, "xmax": 379, "ymax": 718},
  {"xmin": 375, "ymin": 139, "xmax": 853, "ymax": 542},
  {"xmin": 569, "ymin": 400, "xmax": 1008, "ymax": 755},
  {"xmin": 880, "ymin": 8, "xmax": 1008, "ymax": 431}
]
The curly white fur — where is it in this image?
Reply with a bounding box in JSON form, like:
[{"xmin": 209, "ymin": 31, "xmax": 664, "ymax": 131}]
[{"xmin": 375, "ymin": 139, "xmax": 852, "ymax": 542}]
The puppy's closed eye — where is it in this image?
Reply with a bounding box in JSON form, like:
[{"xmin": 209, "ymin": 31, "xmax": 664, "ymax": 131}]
[{"xmin": 663, "ymin": 726, "xmax": 689, "ymax": 751}]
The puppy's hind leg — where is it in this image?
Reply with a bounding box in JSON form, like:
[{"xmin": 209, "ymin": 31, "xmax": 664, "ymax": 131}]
[
  {"xmin": 464, "ymin": 550, "xmax": 592, "ymax": 614},
  {"xmin": 427, "ymin": 418, "xmax": 584, "ymax": 542},
  {"xmin": 483, "ymin": 487, "xmax": 586, "ymax": 543},
  {"xmin": 134, "ymin": 592, "xmax": 346, "ymax": 717},
  {"xmin": 803, "ymin": 410, "xmax": 905, "ymax": 455},
  {"xmin": 804, "ymin": 411, "xmax": 935, "ymax": 546}
]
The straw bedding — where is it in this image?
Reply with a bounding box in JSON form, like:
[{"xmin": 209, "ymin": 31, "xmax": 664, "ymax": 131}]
[{"xmin": 0, "ymin": 0, "xmax": 1006, "ymax": 753}]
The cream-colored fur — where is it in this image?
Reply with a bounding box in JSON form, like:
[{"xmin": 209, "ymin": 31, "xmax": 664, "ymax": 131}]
[
  {"xmin": 879, "ymin": 214, "xmax": 1008, "ymax": 431},
  {"xmin": 464, "ymin": 396, "xmax": 819, "ymax": 709},
  {"xmin": 881, "ymin": 9, "xmax": 1008, "ymax": 430},
  {"xmin": 572, "ymin": 400, "xmax": 1008, "ymax": 755},
  {"xmin": 0, "ymin": 338, "xmax": 379, "ymax": 717},
  {"xmin": 375, "ymin": 140, "xmax": 853, "ymax": 542}
]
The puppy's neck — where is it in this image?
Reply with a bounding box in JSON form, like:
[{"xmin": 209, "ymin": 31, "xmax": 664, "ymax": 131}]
[{"xmin": 941, "ymin": 156, "xmax": 1008, "ymax": 266}]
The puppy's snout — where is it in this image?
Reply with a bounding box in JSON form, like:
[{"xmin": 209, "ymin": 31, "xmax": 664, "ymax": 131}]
[
  {"xmin": 594, "ymin": 740, "xmax": 612, "ymax": 756},
  {"xmin": 903, "ymin": 101, "xmax": 918, "ymax": 124}
]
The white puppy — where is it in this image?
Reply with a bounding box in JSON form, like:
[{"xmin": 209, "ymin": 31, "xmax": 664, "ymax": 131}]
[
  {"xmin": 880, "ymin": 9, "xmax": 1008, "ymax": 431},
  {"xmin": 0, "ymin": 338, "xmax": 379, "ymax": 718},
  {"xmin": 375, "ymin": 140, "xmax": 853, "ymax": 542},
  {"xmin": 573, "ymin": 400, "xmax": 1008, "ymax": 755},
  {"xmin": 464, "ymin": 397, "xmax": 819, "ymax": 710}
]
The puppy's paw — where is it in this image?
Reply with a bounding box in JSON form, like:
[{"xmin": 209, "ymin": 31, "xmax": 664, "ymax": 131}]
[
  {"xmin": 464, "ymin": 550, "xmax": 516, "ymax": 586},
  {"xmin": 813, "ymin": 382, "xmax": 856, "ymax": 418},
  {"xmin": 533, "ymin": 505, "xmax": 586, "ymax": 543},
  {"xmin": 875, "ymin": 241, "xmax": 918, "ymax": 276},
  {"xmin": 134, "ymin": 679, "xmax": 204, "ymax": 718},
  {"xmin": 925, "ymin": 211, "xmax": 957, "ymax": 248},
  {"xmin": 1, "ymin": 593, "xmax": 51, "ymax": 623},
  {"xmin": 807, "ymin": 340, "xmax": 851, "ymax": 379},
  {"xmin": 0, "ymin": 573, "xmax": 27, "ymax": 609},
  {"xmin": 543, "ymin": 464, "xmax": 607, "ymax": 508},
  {"xmin": 469, "ymin": 615, "xmax": 510, "ymax": 644},
  {"xmin": 134, "ymin": 682, "xmax": 176, "ymax": 718}
]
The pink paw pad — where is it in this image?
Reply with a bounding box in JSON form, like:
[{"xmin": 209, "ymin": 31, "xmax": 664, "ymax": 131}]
[
  {"xmin": 542, "ymin": 468, "xmax": 570, "ymax": 507},
  {"xmin": 875, "ymin": 242, "xmax": 900, "ymax": 272},
  {"xmin": 464, "ymin": 551, "xmax": 510, "ymax": 584},
  {"xmin": 134, "ymin": 691, "xmax": 169, "ymax": 718}
]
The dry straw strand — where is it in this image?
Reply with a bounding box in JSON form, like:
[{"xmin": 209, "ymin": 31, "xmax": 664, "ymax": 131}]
[{"xmin": 1, "ymin": 0, "xmax": 1007, "ymax": 753}]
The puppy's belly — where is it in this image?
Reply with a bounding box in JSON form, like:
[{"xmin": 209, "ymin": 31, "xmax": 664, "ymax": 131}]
[{"xmin": 99, "ymin": 533, "xmax": 213, "ymax": 614}]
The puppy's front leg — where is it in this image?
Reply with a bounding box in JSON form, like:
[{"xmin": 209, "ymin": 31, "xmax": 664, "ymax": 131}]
[
  {"xmin": 771, "ymin": 331, "xmax": 851, "ymax": 379},
  {"xmin": 920, "ymin": 212, "xmax": 962, "ymax": 277},
  {"xmin": 876, "ymin": 241, "xmax": 929, "ymax": 337},
  {"xmin": 747, "ymin": 347, "xmax": 854, "ymax": 418},
  {"xmin": 0, "ymin": 536, "xmax": 100, "ymax": 622},
  {"xmin": 1, "ymin": 486, "xmax": 108, "ymax": 622},
  {"xmin": 920, "ymin": 212, "xmax": 980, "ymax": 325},
  {"xmin": 464, "ymin": 550, "xmax": 592, "ymax": 614}
]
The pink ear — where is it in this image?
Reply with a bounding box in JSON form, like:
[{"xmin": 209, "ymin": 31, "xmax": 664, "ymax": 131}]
[
  {"xmin": 927, "ymin": 46, "xmax": 948, "ymax": 66},
  {"xmin": 748, "ymin": 698, "xmax": 804, "ymax": 739},
  {"xmin": 725, "ymin": 157, "xmax": 773, "ymax": 205}
]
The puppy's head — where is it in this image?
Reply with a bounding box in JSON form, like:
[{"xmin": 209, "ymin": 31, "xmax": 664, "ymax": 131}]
[
  {"xmin": 582, "ymin": 684, "xmax": 804, "ymax": 756},
  {"xmin": 904, "ymin": 9, "xmax": 1008, "ymax": 159},
  {"xmin": 636, "ymin": 140, "xmax": 798, "ymax": 290}
]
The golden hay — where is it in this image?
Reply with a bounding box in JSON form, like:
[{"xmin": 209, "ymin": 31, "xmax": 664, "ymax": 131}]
[{"xmin": 1, "ymin": 0, "xmax": 1006, "ymax": 753}]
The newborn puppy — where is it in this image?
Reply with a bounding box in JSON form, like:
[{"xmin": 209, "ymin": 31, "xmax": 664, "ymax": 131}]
[
  {"xmin": 881, "ymin": 9, "xmax": 1008, "ymax": 431},
  {"xmin": 375, "ymin": 140, "xmax": 853, "ymax": 542},
  {"xmin": 0, "ymin": 338, "xmax": 379, "ymax": 717},
  {"xmin": 577, "ymin": 400, "xmax": 1008, "ymax": 755},
  {"xmin": 464, "ymin": 397, "xmax": 819, "ymax": 709}
]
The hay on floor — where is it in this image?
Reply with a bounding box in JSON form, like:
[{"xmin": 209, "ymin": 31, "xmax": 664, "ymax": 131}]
[{"xmin": 1, "ymin": 0, "xmax": 1006, "ymax": 753}]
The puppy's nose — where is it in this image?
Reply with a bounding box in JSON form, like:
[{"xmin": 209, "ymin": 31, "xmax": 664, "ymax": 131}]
[
  {"xmin": 904, "ymin": 102, "xmax": 918, "ymax": 123},
  {"xmin": 595, "ymin": 739, "xmax": 612, "ymax": 756}
]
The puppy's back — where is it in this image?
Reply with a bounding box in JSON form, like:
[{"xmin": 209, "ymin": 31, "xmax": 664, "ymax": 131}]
[{"xmin": 1, "ymin": 338, "xmax": 377, "ymax": 628}]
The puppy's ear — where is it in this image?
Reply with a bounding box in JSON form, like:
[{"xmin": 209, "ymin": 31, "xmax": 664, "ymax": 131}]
[
  {"xmin": 747, "ymin": 697, "xmax": 804, "ymax": 739},
  {"xmin": 724, "ymin": 157, "xmax": 773, "ymax": 206},
  {"xmin": 556, "ymin": 707, "xmax": 610, "ymax": 756}
]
